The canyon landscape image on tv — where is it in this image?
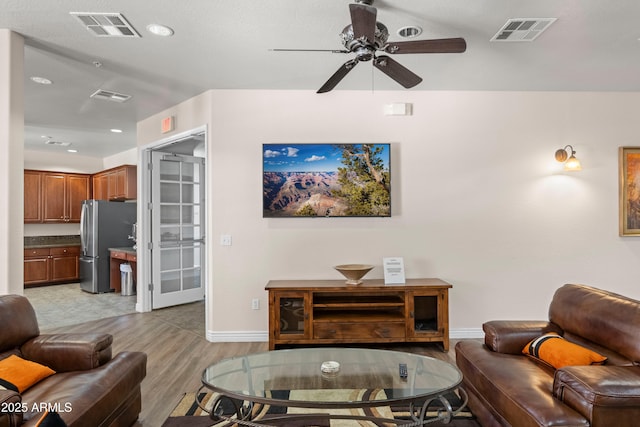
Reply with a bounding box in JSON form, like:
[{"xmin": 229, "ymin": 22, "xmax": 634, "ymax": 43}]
[{"xmin": 263, "ymin": 143, "xmax": 391, "ymax": 218}]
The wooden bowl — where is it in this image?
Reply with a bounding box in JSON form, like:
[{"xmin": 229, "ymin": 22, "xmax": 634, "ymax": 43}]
[{"xmin": 334, "ymin": 264, "xmax": 374, "ymax": 285}]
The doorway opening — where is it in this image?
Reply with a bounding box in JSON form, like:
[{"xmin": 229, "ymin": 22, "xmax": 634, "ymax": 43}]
[{"xmin": 139, "ymin": 127, "xmax": 207, "ymax": 314}]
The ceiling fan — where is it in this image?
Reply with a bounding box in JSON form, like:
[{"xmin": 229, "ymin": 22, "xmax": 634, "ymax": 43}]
[{"xmin": 273, "ymin": 0, "xmax": 466, "ymax": 93}]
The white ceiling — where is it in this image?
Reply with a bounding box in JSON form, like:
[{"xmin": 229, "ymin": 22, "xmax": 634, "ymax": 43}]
[{"xmin": 2, "ymin": 0, "xmax": 640, "ymax": 158}]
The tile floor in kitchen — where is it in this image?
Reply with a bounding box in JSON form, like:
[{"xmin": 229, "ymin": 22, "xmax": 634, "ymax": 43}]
[{"xmin": 23, "ymin": 283, "xmax": 205, "ymax": 337}]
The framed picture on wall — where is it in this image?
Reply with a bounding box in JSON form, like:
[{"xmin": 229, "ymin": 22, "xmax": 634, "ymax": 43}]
[
  {"xmin": 619, "ymin": 147, "xmax": 640, "ymax": 236},
  {"xmin": 263, "ymin": 143, "xmax": 391, "ymax": 218}
]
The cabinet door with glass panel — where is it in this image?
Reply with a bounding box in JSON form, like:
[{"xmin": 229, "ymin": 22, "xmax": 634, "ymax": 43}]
[{"xmin": 270, "ymin": 291, "xmax": 311, "ymax": 349}]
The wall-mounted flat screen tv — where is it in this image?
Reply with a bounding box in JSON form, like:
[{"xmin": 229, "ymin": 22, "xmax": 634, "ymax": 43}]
[{"xmin": 263, "ymin": 143, "xmax": 391, "ymax": 218}]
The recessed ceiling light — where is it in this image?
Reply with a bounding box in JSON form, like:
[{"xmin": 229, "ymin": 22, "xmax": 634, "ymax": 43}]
[
  {"xmin": 397, "ymin": 26, "xmax": 422, "ymax": 38},
  {"xmin": 146, "ymin": 24, "xmax": 174, "ymax": 37},
  {"xmin": 110, "ymin": 128, "xmax": 123, "ymax": 133},
  {"xmin": 30, "ymin": 76, "xmax": 53, "ymax": 85},
  {"xmin": 67, "ymin": 149, "xmax": 78, "ymax": 153}
]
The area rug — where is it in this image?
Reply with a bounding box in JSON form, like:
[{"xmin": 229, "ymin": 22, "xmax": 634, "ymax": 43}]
[{"xmin": 162, "ymin": 389, "xmax": 479, "ymax": 426}]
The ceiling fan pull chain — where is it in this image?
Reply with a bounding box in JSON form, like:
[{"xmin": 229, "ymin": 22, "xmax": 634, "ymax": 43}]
[{"xmin": 371, "ymin": 61, "xmax": 375, "ymax": 94}]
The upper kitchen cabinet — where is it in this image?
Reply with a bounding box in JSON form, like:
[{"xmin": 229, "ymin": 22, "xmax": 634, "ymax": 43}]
[
  {"xmin": 24, "ymin": 170, "xmax": 43, "ymax": 223},
  {"xmin": 24, "ymin": 170, "xmax": 91, "ymax": 223},
  {"xmin": 92, "ymin": 165, "xmax": 137, "ymax": 201},
  {"xmin": 42, "ymin": 172, "xmax": 91, "ymax": 223}
]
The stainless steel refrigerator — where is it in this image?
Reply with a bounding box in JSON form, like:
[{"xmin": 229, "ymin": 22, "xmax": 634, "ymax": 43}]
[{"xmin": 79, "ymin": 200, "xmax": 137, "ymax": 293}]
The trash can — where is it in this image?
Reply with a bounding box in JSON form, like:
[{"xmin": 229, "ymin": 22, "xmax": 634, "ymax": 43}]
[{"xmin": 120, "ymin": 263, "xmax": 135, "ymax": 296}]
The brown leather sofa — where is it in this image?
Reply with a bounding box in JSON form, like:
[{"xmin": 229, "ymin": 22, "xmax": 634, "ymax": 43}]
[
  {"xmin": 455, "ymin": 284, "xmax": 640, "ymax": 427},
  {"xmin": 0, "ymin": 294, "xmax": 147, "ymax": 427}
]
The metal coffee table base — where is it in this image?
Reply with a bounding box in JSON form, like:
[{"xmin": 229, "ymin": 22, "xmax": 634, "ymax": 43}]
[{"xmin": 196, "ymin": 385, "xmax": 469, "ymax": 426}]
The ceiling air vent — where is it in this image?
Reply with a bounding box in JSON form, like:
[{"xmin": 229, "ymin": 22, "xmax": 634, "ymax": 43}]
[
  {"xmin": 70, "ymin": 12, "xmax": 140, "ymax": 37},
  {"xmin": 491, "ymin": 18, "xmax": 556, "ymax": 42},
  {"xmin": 45, "ymin": 140, "xmax": 71, "ymax": 147},
  {"xmin": 90, "ymin": 89, "xmax": 132, "ymax": 103}
]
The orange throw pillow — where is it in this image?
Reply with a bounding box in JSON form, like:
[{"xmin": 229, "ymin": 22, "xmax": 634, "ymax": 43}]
[
  {"xmin": 522, "ymin": 333, "xmax": 607, "ymax": 369},
  {"xmin": 0, "ymin": 355, "xmax": 55, "ymax": 393}
]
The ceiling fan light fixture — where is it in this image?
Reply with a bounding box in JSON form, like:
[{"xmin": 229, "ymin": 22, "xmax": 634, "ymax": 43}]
[{"xmin": 397, "ymin": 26, "xmax": 422, "ymax": 38}]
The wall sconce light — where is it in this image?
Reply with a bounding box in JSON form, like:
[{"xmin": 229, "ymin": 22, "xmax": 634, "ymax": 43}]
[{"xmin": 554, "ymin": 145, "xmax": 582, "ymax": 171}]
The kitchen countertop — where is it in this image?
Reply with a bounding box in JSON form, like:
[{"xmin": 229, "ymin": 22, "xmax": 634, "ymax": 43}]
[
  {"xmin": 109, "ymin": 247, "xmax": 137, "ymax": 256},
  {"xmin": 24, "ymin": 235, "xmax": 80, "ymax": 248}
]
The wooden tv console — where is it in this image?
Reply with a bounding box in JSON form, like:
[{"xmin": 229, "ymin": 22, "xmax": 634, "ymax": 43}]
[{"xmin": 266, "ymin": 278, "xmax": 452, "ymax": 351}]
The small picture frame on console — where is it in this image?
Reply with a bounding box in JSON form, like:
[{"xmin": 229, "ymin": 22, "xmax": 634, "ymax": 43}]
[{"xmin": 619, "ymin": 146, "xmax": 640, "ymax": 236}]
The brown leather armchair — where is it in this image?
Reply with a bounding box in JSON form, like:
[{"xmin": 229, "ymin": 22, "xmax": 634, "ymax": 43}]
[{"xmin": 0, "ymin": 294, "xmax": 146, "ymax": 427}]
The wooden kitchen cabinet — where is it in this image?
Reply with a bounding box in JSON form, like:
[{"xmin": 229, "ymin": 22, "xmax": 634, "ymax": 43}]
[
  {"xmin": 92, "ymin": 173, "xmax": 109, "ymax": 200},
  {"xmin": 92, "ymin": 165, "xmax": 137, "ymax": 201},
  {"xmin": 24, "ymin": 170, "xmax": 90, "ymax": 224},
  {"xmin": 266, "ymin": 278, "xmax": 452, "ymax": 351},
  {"xmin": 23, "ymin": 248, "xmax": 50, "ymax": 285},
  {"xmin": 24, "ymin": 171, "xmax": 43, "ymax": 223},
  {"xmin": 24, "ymin": 246, "xmax": 80, "ymax": 286},
  {"xmin": 42, "ymin": 172, "xmax": 90, "ymax": 223},
  {"xmin": 67, "ymin": 174, "xmax": 91, "ymax": 222},
  {"xmin": 50, "ymin": 246, "xmax": 80, "ymax": 282}
]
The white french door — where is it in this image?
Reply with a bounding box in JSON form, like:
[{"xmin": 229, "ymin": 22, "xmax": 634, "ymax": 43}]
[{"xmin": 150, "ymin": 151, "xmax": 205, "ymax": 309}]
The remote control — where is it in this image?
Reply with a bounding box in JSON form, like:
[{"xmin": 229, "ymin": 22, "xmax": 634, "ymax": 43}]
[{"xmin": 399, "ymin": 363, "xmax": 408, "ymax": 380}]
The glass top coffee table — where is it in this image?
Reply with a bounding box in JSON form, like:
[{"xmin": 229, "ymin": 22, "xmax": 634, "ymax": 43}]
[{"xmin": 199, "ymin": 347, "xmax": 466, "ymax": 426}]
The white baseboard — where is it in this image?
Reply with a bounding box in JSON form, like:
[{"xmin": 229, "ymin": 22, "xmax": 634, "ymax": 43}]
[
  {"xmin": 206, "ymin": 328, "xmax": 484, "ymax": 343},
  {"xmin": 450, "ymin": 328, "xmax": 484, "ymax": 339},
  {"xmin": 207, "ymin": 330, "xmax": 269, "ymax": 342}
]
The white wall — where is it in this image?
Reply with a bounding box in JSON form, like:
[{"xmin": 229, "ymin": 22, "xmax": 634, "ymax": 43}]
[
  {"xmin": 0, "ymin": 30, "xmax": 24, "ymax": 295},
  {"xmin": 139, "ymin": 89, "xmax": 640, "ymax": 339},
  {"xmin": 24, "ymin": 149, "xmax": 104, "ymax": 173},
  {"xmin": 103, "ymin": 148, "xmax": 137, "ymax": 169}
]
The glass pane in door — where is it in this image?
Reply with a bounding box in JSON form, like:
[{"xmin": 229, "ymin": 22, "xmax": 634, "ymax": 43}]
[{"xmin": 279, "ymin": 297, "xmax": 305, "ymax": 335}]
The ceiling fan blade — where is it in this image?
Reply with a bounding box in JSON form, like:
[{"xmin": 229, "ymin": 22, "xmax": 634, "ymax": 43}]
[
  {"xmin": 384, "ymin": 38, "xmax": 467, "ymax": 54},
  {"xmin": 270, "ymin": 48, "xmax": 350, "ymax": 53},
  {"xmin": 317, "ymin": 59, "xmax": 359, "ymax": 93},
  {"xmin": 349, "ymin": 3, "xmax": 377, "ymax": 42},
  {"xmin": 373, "ymin": 55, "xmax": 422, "ymax": 89}
]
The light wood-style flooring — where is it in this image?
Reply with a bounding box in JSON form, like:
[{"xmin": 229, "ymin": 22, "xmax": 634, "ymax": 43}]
[{"xmin": 45, "ymin": 308, "xmax": 466, "ymax": 426}]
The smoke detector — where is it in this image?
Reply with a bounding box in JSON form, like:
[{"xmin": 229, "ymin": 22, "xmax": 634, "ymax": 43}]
[{"xmin": 491, "ymin": 18, "xmax": 557, "ymax": 42}]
